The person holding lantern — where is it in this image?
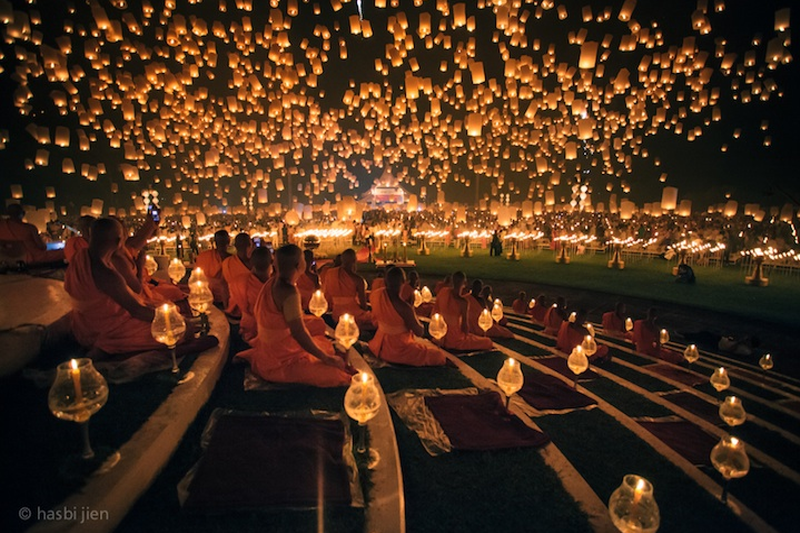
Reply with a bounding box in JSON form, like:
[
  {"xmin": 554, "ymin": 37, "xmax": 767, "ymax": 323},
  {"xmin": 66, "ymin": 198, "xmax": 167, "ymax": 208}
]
[
  {"xmin": 237, "ymin": 244, "xmax": 354, "ymax": 387},
  {"xmin": 433, "ymin": 271, "xmax": 493, "ymax": 351},
  {"xmin": 368, "ymin": 267, "xmax": 448, "ymax": 366}
]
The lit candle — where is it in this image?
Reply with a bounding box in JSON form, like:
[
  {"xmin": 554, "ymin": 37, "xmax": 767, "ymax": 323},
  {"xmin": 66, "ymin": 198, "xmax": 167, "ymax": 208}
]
[{"xmin": 70, "ymin": 359, "xmax": 84, "ymax": 406}]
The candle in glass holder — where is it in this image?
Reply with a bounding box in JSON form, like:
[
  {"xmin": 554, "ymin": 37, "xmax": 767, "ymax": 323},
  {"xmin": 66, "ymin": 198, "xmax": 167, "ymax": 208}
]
[
  {"xmin": 168, "ymin": 258, "xmax": 186, "ymax": 284},
  {"xmin": 309, "ymin": 289, "xmax": 328, "ymax": 317},
  {"xmin": 429, "ymin": 313, "xmax": 448, "ymax": 340},
  {"xmin": 497, "ymin": 357, "xmax": 524, "ymax": 406},
  {"xmin": 70, "ymin": 359, "xmax": 83, "ymax": 407},
  {"xmin": 491, "ymin": 301, "xmax": 504, "ymax": 322},
  {"xmin": 528, "ymin": 298, "xmax": 536, "ymax": 309},
  {"xmin": 608, "ymin": 475, "xmax": 660, "ymax": 533},
  {"xmin": 585, "ymin": 322, "xmax": 595, "ymax": 338},
  {"xmin": 684, "ymin": 344, "xmax": 700, "ymax": 364},
  {"xmin": 710, "ymin": 367, "xmax": 731, "ymax": 392},
  {"xmin": 144, "ymin": 255, "xmax": 158, "ymax": 276},
  {"xmin": 478, "ymin": 308, "xmax": 493, "ymax": 332},
  {"xmin": 759, "ymin": 353, "xmax": 773, "ymax": 370},
  {"xmin": 188, "ymin": 267, "xmax": 207, "ymax": 285},
  {"xmin": 414, "ymin": 289, "xmax": 423, "ymax": 308},
  {"xmin": 335, "ymin": 313, "xmax": 360, "ymax": 350},
  {"xmin": 625, "ymin": 317, "xmax": 634, "ymax": 332},
  {"xmin": 719, "ymin": 396, "xmax": 747, "ymax": 427},
  {"xmin": 420, "ymin": 286, "xmax": 432, "ymax": 303},
  {"xmin": 568, "ymin": 311, "xmax": 577, "ymax": 323},
  {"xmin": 659, "ymin": 329, "xmax": 670, "ymax": 344},
  {"xmin": 581, "ymin": 335, "xmax": 597, "ymax": 357}
]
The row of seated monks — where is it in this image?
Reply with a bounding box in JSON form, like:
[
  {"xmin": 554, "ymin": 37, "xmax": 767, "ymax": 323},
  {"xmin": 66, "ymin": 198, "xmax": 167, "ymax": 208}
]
[{"xmin": 63, "ymin": 217, "xmax": 683, "ymax": 389}]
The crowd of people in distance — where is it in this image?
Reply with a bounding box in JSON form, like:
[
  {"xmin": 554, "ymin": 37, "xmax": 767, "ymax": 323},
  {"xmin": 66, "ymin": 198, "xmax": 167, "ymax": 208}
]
[{"xmin": 3, "ymin": 200, "xmax": 776, "ymax": 390}]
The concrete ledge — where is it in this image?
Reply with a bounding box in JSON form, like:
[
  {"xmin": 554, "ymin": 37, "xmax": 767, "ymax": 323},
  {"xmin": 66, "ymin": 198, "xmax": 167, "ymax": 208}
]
[
  {"xmin": 28, "ymin": 308, "xmax": 230, "ymax": 533},
  {"xmin": 349, "ymin": 348, "xmax": 406, "ymax": 533}
]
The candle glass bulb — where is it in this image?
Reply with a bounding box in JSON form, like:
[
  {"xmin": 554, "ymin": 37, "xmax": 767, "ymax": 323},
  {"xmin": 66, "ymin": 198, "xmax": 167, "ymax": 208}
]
[
  {"xmin": 309, "ymin": 289, "xmax": 328, "ymax": 317},
  {"xmin": 144, "ymin": 255, "xmax": 158, "ymax": 276},
  {"xmin": 684, "ymin": 344, "xmax": 700, "ymax": 364},
  {"xmin": 335, "ymin": 313, "xmax": 360, "ymax": 350},
  {"xmin": 758, "ymin": 353, "xmax": 773, "ymax": 370},
  {"xmin": 429, "ymin": 313, "xmax": 448, "ymax": 340},
  {"xmin": 710, "ymin": 367, "xmax": 731, "ymax": 392},
  {"xmin": 625, "ymin": 317, "xmax": 634, "ymax": 332},
  {"xmin": 497, "ymin": 357, "xmax": 524, "ymax": 406},
  {"xmin": 719, "ymin": 396, "xmax": 747, "ymax": 427},
  {"xmin": 478, "ymin": 308, "xmax": 493, "ymax": 332},
  {"xmin": 168, "ymin": 258, "xmax": 186, "ymax": 284},
  {"xmin": 581, "ymin": 335, "xmax": 597, "ymax": 357},
  {"xmin": 491, "ymin": 301, "xmax": 504, "ymax": 322},
  {"xmin": 608, "ymin": 475, "xmax": 660, "ymax": 533},
  {"xmin": 414, "ymin": 289, "xmax": 423, "ymax": 308}
]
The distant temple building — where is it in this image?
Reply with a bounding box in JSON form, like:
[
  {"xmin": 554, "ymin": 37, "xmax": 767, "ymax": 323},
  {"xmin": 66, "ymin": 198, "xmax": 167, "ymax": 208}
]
[{"xmin": 360, "ymin": 171, "xmax": 409, "ymax": 209}]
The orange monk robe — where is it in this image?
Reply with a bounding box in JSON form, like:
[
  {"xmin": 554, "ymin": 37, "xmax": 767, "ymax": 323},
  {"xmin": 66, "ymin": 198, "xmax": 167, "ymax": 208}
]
[
  {"xmin": 368, "ymin": 288, "xmax": 447, "ymax": 366},
  {"xmin": 602, "ymin": 311, "xmax": 634, "ymax": 341},
  {"xmin": 0, "ymin": 218, "xmax": 64, "ymax": 265},
  {"xmin": 239, "ymin": 273, "xmax": 266, "ymax": 345},
  {"xmin": 556, "ymin": 322, "xmax": 610, "ymax": 364},
  {"xmin": 633, "ymin": 320, "xmax": 683, "ymax": 364},
  {"xmin": 434, "ymin": 281, "xmax": 448, "ymax": 296},
  {"xmin": 372, "ymin": 277, "xmax": 385, "ymax": 292},
  {"xmin": 237, "ymin": 277, "xmax": 351, "ymax": 387},
  {"xmin": 432, "ymin": 288, "xmax": 493, "ymax": 351},
  {"xmin": 324, "ymin": 267, "xmax": 374, "ymax": 328},
  {"xmin": 195, "ymin": 249, "xmax": 228, "ymax": 305},
  {"xmin": 466, "ymin": 295, "xmax": 514, "ymax": 338},
  {"xmin": 511, "ymin": 298, "xmax": 527, "ymax": 315},
  {"xmin": 64, "ymin": 236, "xmax": 88, "ymax": 263},
  {"xmin": 296, "ymin": 271, "xmax": 318, "ymax": 311},
  {"xmin": 530, "ymin": 303, "xmax": 549, "ymax": 324},
  {"xmin": 64, "ymin": 249, "xmax": 162, "ymax": 354},
  {"xmin": 222, "ymin": 255, "xmax": 250, "ymax": 317},
  {"xmin": 543, "ymin": 306, "xmax": 564, "ymax": 336}
]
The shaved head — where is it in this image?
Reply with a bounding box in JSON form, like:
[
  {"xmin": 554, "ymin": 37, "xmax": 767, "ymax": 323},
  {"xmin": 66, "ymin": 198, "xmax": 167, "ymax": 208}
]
[
  {"xmin": 89, "ymin": 218, "xmax": 123, "ymax": 252},
  {"xmin": 251, "ymin": 246, "xmax": 272, "ymax": 271},
  {"xmin": 385, "ymin": 266, "xmax": 405, "ymax": 293},
  {"xmin": 275, "ymin": 244, "xmax": 303, "ymax": 278}
]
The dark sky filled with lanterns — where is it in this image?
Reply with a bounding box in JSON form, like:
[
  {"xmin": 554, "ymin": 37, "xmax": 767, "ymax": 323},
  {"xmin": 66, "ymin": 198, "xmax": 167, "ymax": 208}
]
[{"xmin": 0, "ymin": 0, "xmax": 796, "ymax": 215}]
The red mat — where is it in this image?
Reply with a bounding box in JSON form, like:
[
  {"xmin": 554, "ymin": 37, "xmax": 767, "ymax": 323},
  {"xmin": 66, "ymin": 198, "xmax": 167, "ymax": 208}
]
[
  {"xmin": 662, "ymin": 392, "xmax": 723, "ymax": 425},
  {"xmin": 184, "ymin": 414, "xmax": 352, "ymax": 511},
  {"xmin": 425, "ymin": 392, "xmax": 550, "ymax": 451},
  {"xmin": 645, "ymin": 364, "xmax": 705, "ymax": 387},
  {"xmin": 517, "ymin": 374, "xmax": 597, "ymax": 410},
  {"xmin": 638, "ymin": 419, "xmax": 718, "ymax": 466}
]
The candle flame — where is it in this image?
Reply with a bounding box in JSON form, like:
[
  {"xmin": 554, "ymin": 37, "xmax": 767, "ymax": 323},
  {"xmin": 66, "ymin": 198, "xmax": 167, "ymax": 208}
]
[{"xmin": 70, "ymin": 359, "xmax": 79, "ymax": 370}]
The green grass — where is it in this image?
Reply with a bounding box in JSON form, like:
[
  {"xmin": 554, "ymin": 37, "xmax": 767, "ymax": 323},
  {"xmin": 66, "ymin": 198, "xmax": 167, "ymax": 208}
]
[
  {"xmin": 603, "ymin": 361, "xmax": 678, "ymax": 393},
  {"xmin": 581, "ymin": 378, "xmax": 675, "ymax": 418},
  {"xmin": 536, "ymin": 410, "xmax": 754, "ymax": 533},
  {"xmin": 398, "ymin": 248, "xmax": 800, "ymax": 328},
  {"xmin": 372, "ymin": 364, "xmax": 474, "ymax": 394}
]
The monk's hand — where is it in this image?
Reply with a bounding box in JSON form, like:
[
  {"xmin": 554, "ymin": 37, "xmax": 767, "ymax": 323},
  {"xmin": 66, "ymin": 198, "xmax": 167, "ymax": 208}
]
[{"xmin": 324, "ymin": 354, "xmax": 347, "ymax": 370}]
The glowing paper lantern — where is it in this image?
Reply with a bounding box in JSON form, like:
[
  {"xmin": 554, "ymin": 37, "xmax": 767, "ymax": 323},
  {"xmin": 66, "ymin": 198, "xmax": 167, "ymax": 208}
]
[{"xmin": 661, "ymin": 187, "xmax": 678, "ymax": 211}]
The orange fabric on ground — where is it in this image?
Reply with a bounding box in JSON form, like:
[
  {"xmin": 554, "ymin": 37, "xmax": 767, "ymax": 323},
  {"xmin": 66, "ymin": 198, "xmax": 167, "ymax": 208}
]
[
  {"xmin": 237, "ymin": 277, "xmax": 350, "ymax": 387},
  {"xmin": 432, "ymin": 288, "xmax": 493, "ymax": 351},
  {"xmin": 529, "ymin": 303, "xmax": 549, "ymax": 324},
  {"xmin": 602, "ymin": 311, "xmax": 634, "ymax": 341},
  {"xmin": 633, "ymin": 320, "xmax": 683, "ymax": 364},
  {"xmin": 64, "ymin": 236, "xmax": 88, "ymax": 263},
  {"xmin": 543, "ymin": 306, "xmax": 564, "ymax": 335},
  {"xmin": 195, "ymin": 249, "xmax": 228, "ymax": 305},
  {"xmin": 556, "ymin": 322, "xmax": 610, "ymax": 364},
  {"xmin": 467, "ymin": 295, "xmax": 514, "ymax": 338},
  {"xmin": 222, "ymin": 255, "xmax": 250, "ymax": 316},
  {"xmin": 64, "ymin": 249, "xmax": 162, "ymax": 353},
  {"xmin": 368, "ymin": 288, "xmax": 447, "ymax": 366},
  {"xmin": 296, "ymin": 272, "xmax": 317, "ymax": 311},
  {"xmin": 324, "ymin": 266, "xmax": 373, "ymax": 327}
]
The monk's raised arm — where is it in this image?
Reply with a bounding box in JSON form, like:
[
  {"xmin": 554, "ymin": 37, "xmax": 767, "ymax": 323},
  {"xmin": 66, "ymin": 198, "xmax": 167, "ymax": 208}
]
[{"xmin": 395, "ymin": 298, "xmax": 425, "ymax": 337}]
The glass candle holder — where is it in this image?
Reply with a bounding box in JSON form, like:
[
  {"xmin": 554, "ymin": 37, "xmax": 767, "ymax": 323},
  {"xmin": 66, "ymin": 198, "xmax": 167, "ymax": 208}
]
[
  {"xmin": 344, "ymin": 372, "xmax": 382, "ymax": 468},
  {"xmin": 491, "ymin": 301, "xmax": 504, "ymax": 322},
  {"xmin": 683, "ymin": 344, "xmax": 700, "ymax": 365},
  {"xmin": 309, "ymin": 289, "xmax": 328, "ymax": 317},
  {"xmin": 711, "ymin": 435, "xmax": 750, "ymax": 503},
  {"xmin": 719, "ymin": 396, "xmax": 747, "ymax": 427},
  {"xmin": 568, "ymin": 345, "xmax": 589, "ymax": 388},
  {"xmin": 608, "ymin": 475, "xmax": 660, "ymax": 533},
  {"xmin": 168, "ymin": 258, "xmax": 186, "ymax": 284},
  {"xmin": 335, "ymin": 313, "xmax": 360, "ymax": 350},
  {"xmin": 421, "ymin": 286, "xmax": 432, "ymax": 303},
  {"xmin": 429, "ymin": 313, "xmax": 448, "ymax": 340},
  {"xmin": 478, "ymin": 308, "xmax": 493, "ymax": 333},
  {"xmin": 497, "ymin": 357, "xmax": 524, "ymax": 408},
  {"xmin": 582, "ymin": 335, "xmax": 598, "ymax": 357}
]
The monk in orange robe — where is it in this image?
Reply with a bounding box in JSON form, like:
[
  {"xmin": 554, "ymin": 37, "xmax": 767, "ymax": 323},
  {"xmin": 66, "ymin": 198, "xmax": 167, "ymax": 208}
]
[
  {"xmin": 432, "ymin": 272, "xmax": 493, "ymax": 352},
  {"xmin": 323, "ymin": 248, "xmax": 374, "ymax": 329},
  {"xmin": 372, "ymin": 275, "xmax": 386, "ymax": 292},
  {"xmin": 195, "ymin": 230, "xmax": 231, "ymax": 306},
  {"xmin": 64, "ymin": 218, "xmax": 164, "ymax": 354},
  {"xmin": 222, "ymin": 233, "xmax": 253, "ymax": 318},
  {"xmin": 543, "ymin": 296, "xmax": 567, "ymax": 335},
  {"xmin": 529, "ymin": 294, "xmax": 550, "ymax": 324},
  {"xmin": 237, "ymin": 244, "xmax": 354, "ymax": 387},
  {"xmin": 434, "ymin": 274, "xmax": 451, "ymax": 296},
  {"xmin": 602, "ymin": 302, "xmax": 634, "ymax": 341},
  {"xmin": 512, "ymin": 291, "xmax": 528, "ymax": 315},
  {"xmin": 296, "ymin": 249, "xmax": 320, "ymax": 311},
  {"xmin": 65, "ymin": 215, "xmax": 94, "ymax": 263},
  {"xmin": 556, "ymin": 309, "xmax": 611, "ymax": 365},
  {"xmin": 402, "ymin": 270, "xmax": 433, "ymax": 317},
  {"xmin": 0, "ymin": 204, "xmax": 64, "ymax": 265},
  {"xmin": 369, "ymin": 267, "xmax": 447, "ymax": 366},
  {"xmin": 466, "ymin": 280, "xmax": 514, "ymax": 338},
  {"xmin": 237, "ymin": 247, "xmax": 271, "ymax": 345},
  {"xmin": 633, "ymin": 308, "xmax": 683, "ymax": 364}
]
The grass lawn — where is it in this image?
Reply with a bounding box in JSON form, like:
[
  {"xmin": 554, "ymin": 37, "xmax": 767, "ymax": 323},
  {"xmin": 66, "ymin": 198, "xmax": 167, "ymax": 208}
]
[{"xmin": 393, "ymin": 248, "xmax": 800, "ymax": 328}]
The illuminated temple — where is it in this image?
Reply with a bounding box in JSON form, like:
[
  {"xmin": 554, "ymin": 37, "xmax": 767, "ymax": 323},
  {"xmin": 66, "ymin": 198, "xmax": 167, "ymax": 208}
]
[{"xmin": 0, "ymin": 1, "xmax": 798, "ymax": 533}]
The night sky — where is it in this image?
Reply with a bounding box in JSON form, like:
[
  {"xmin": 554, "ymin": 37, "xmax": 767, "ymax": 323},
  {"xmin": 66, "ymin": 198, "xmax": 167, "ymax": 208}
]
[{"xmin": 0, "ymin": 0, "xmax": 797, "ymax": 214}]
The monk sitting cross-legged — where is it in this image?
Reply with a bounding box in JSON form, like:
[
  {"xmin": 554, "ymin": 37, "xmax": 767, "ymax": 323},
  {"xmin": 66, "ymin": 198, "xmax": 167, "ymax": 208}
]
[
  {"xmin": 236, "ymin": 246, "xmax": 272, "ymax": 345},
  {"xmin": 64, "ymin": 218, "xmax": 166, "ymax": 354},
  {"xmin": 602, "ymin": 302, "xmax": 634, "ymax": 341},
  {"xmin": 467, "ymin": 280, "xmax": 514, "ymax": 338},
  {"xmin": 323, "ymin": 248, "xmax": 375, "ymax": 330},
  {"xmin": 543, "ymin": 296, "xmax": 568, "ymax": 336},
  {"xmin": 633, "ymin": 308, "xmax": 683, "ymax": 364},
  {"xmin": 222, "ymin": 232, "xmax": 254, "ymax": 318},
  {"xmin": 529, "ymin": 294, "xmax": 550, "ymax": 325},
  {"xmin": 369, "ymin": 267, "xmax": 448, "ymax": 366},
  {"xmin": 195, "ymin": 230, "xmax": 231, "ymax": 307},
  {"xmin": 237, "ymin": 244, "xmax": 355, "ymax": 387},
  {"xmin": 432, "ymin": 271, "xmax": 494, "ymax": 352},
  {"xmin": 556, "ymin": 309, "xmax": 611, "ymax": 365},
  {"xmin": 511, "ymin": 291, "xmax": 528, "ymax": 315}
]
